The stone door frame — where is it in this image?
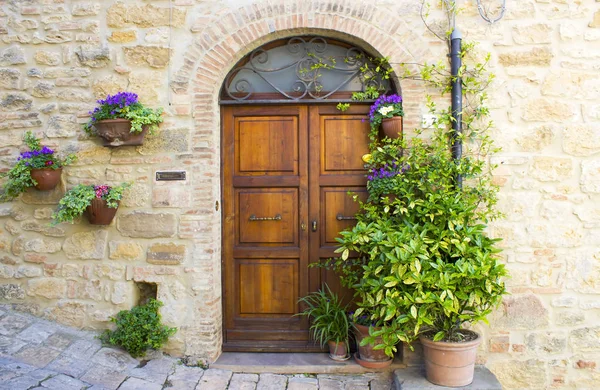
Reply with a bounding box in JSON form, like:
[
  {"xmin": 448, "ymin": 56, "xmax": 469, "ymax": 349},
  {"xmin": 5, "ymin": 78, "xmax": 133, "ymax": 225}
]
[{"xmin": 173, "ymin": 1, "xmax": 429, "ymax": 361}]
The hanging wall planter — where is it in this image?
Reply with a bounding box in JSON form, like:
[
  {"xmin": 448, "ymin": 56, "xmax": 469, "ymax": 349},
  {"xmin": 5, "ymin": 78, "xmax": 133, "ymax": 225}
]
[
  {"xmin": 30, "ymin": 167, "xmax": 63, "ymax": 191},
  {"xmin": 0, "ymin": 132, "xmax": 75, "ymax": 202},
  {"xmin": 381, "ymin": 116, "xmax": 404, "ymax": 139},
  {"xmin": 86, "ymin": 198, "xmax": 120, "ymax": 225},
  {"xmin": 52, "ymin": 183, "xmax": 130, "ymax": 226},
  {"xmin": 94, "ymin": 119, "xmax": 149, "ymax": 147},
  {"xmin": 85, "ymin": 92, "xmax": 163, "ymax": 148}
]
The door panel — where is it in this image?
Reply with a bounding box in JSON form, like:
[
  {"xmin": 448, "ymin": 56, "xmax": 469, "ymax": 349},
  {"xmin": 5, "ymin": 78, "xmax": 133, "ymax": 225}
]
[
  {"xmin": 321, "ymin": 116, "xmax": 371, "ymax": 174},
  {"xmin": 238, "ymin": 259, "xmax": 298, "ymax": 315},
  {"xmin": 222, "ymin": 104, "xmax": 368, "ymax": 351},
  {"xmin": 237, "ymin": 188, "xmax": 298, "ymax": 246}
]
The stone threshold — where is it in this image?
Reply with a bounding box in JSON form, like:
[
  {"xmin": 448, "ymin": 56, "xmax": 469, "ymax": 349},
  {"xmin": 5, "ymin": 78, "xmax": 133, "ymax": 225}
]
[
  {"xmin": 394, "ymin": 366, "xmax": 502, "ymax": 390},
  {"xmin": 212, "ymin": 352, "xmax": 406, "ymax": 374}
]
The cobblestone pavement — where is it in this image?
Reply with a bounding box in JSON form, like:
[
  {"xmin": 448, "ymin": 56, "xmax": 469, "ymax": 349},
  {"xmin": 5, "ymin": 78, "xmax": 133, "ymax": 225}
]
[{"xmin": 0, "ymin": 306, "xmax": 392, "ymax": 389}]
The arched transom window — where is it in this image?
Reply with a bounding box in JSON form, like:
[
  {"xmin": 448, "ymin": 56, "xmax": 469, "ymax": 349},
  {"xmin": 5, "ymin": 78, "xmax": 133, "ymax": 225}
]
[{"xmin": 221, "ymin": 36, "xmax": 397, "ymax": 104}]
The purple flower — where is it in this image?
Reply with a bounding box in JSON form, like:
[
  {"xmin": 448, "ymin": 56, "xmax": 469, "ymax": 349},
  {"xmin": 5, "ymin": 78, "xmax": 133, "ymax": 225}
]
[{"xmin": 369, "ymin": 94, "xmax": 403, "ymax": 123}]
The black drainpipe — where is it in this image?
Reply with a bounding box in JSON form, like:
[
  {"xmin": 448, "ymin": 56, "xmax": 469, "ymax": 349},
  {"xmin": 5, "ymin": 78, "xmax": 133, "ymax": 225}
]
[{"xmin": 450, "ymin": 28, "xmax": 463, "ymax": 188}]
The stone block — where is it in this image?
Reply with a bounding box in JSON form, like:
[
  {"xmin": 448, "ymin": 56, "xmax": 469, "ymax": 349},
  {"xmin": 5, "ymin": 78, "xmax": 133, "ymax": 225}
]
[
  {"xmin": 75, "ymin": 44, "xmax": 110, "ymax": 68},
  {"xmin": 33, "ymin": 208, "xmax": 55, "ymax": 220},
  {"xmin": 570, "ymin": 327, "xmax": 600, "ymax": 352},
  {"xmin": 24, "ymin": 238, "xmax": 63, "ymax": 253},
  {"xmin": 21, "ymin": 180, "xmax": 66, "ymax": 205},
  {"xmin": 581, "ymin": 160, "xmax": 600, "ymax": 193},
  {"xmin": 522, "ymin": 98, "xmax": 577, "ymax": 122},
  {"xmin": 525, "ymin": 332, "xmax": 567, "ymax": 354},
  {"xmin": 109, "ymin": 241, "xmax": 144, "ymax": 260},
  {"xmin": 0, "ymin": 92, "xmax": 32, "ymax": 111},
  {"xmin": 80, "ymin": 364, "xmax": 128, "ymax": 390},
  {"xmin": 118, "ymin": 377, "xmax": 162, "ymax": 390},
  {"xmin": 117, "ymin": 211, "xmax": 177, "ymax": 238},
  {"xmin": 147, "ymin": 242, "xmax": 186, "ymax": 265},
  {"xmin": 0, "ymin": 68, "xmax": 21, "ymax": 89},
  {"xmin": 0, "ymin": 284, "xmax": 25, "ymax": 300},
  {"xmin": 27, "ymin": 278, "xmax": 67, "ymax": 299},
  {"xmin": 109, "ymin": 30, "xmax": 137, "ymax": 43},
  {"xmin": 491, "ymin": 294, "xmax": 549, "ymax": 330},
  {"xmin": 529, "ymin": 157, "xmax": 573, "ymax": 182},
  {"xmin": 107, "ymin": 3, "xmax": 187, "ymax": 28},
  {"xmin": 72, "ymin": 2, "xmax": 100, "ymax": 16},
  {"xmin": 394, "ymin": 367, "xmax": 502, "ymax": 389},
  {"xmin": 34, "ymin": 50, "xmax": 60, "ymax": 66},
  {"xmin": 46, "ymin": 114, "xmax": 79, "ymax": 137},
  {"xmin": 499, "ymin": 47, "xmax": 553, "ymax": 67},
  {"xmin": 14, "ymin": 344, "xmax": 61, "ymax": 367},
  {"xmin": 512, "ymin": 23, "xmax": 552, "ymax": 45},
  {"xmin": 48, "ymin": 301, "xmax": 87, "ymax": 327},
  {"xmin": 63, "ymin": 230, "xmax": 108, "ymax": 260},
  {"xmin": 21, "ymin": 220, "xmax": 65, "ymax": 237},
  {"xmin": 91, "ymin": 347, "xmax": 139, "ymax": 372},
  {"xmin": 0, "ymin": 45, "xmax": 26, "ymax": 66},
  {"xmin": 123, "ymin": 45, "xmax": 171, "ymax": 68},
  {"xmin": 32, "ymin": 81, "xmax": 56, "ymax": 98}
]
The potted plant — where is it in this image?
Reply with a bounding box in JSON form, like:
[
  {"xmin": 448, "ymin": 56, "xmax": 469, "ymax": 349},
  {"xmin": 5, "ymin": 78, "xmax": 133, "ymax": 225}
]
[
  {"xmin": 296, "ymin": 284, "xmax": 351, "ymax": 361},
  {"xmin": 52, "ymin": 183, "xmax": 130, "ymax": 225},
  {"xmin": 350, "ymin": 311, "xmax": 393, "ymax": 368},
  {"xmin": 368, "ymin": 94, "xmax": 404, "ymax": 139},
  {"xmin": 0, "ymin": 131, "xmax": 75, "ymax": 201},
  {"xmin": 85, "ymin": 92, "xmax": 163, "ymax": 147},
  {"xmin": 333, "ymin": 130, "xmax": 507, "ymax": 386}
]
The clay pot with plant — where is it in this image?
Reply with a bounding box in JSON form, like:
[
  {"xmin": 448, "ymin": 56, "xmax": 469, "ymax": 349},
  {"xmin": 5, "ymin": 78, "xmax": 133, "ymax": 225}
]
[
  {"xmin": 52, "ymin": 183, "xmax": 130, "ymax": 226},
  {"xmin": 85, "ymin": 92, "xmax": 163, "ymax": 147},
  {"xmin": 296, "ymin": 284, "xmax": 351, "ymax": 361},
  {"xmin": 368, "ymin": 94, "xmax": 404, "ymax": 140},
  {"xmin": 0, "ymin": 131, "xmax": 75, "ymax": 202}
]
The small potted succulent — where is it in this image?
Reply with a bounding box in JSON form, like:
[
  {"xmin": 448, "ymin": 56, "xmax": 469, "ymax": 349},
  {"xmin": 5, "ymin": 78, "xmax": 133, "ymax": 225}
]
[
  {"xmin": 85, "ymin": 92, "xmax": 163, "ymax": 147},
  {"xmin": 369, "ymin": 94, "xmax": 404, "ymax": 139},
  {"xmin": 296, "ymin": 284, "xmax": 350, "ymax": 361},
  {"xmin": 0, "ymin": 131, "xmax": 75, "ymax": 201},
  {"xmin": 52, "ymin": 183, "xmax": 130, "ymax": 225}
]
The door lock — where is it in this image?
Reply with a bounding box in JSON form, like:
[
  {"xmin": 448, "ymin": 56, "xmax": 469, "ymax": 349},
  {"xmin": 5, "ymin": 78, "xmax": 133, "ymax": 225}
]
[
  {"xmin": 301, "ymin": 222, "xmax": 306, "ymax": 231},
  {"xmin": 311, "ymin": 220, "xmax": 318, "ymax": 232}
]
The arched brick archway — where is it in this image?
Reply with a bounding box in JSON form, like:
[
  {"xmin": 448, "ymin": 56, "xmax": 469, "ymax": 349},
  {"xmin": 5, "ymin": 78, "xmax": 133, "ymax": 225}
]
[{"xmin": 176, "ymin": 1, "xmax": 431, "ymax": 361}]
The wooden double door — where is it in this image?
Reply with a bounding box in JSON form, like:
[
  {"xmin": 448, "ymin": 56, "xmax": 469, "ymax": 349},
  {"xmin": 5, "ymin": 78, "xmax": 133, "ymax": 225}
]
[{"xmin": 222, "ymin": 104, "xmax": 369, "ymax": 351}]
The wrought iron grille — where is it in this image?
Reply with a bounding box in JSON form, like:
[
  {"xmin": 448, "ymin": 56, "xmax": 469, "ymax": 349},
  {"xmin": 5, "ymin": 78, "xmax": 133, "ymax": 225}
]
[{"xmin": 220, "ymin": 37, "xmax": 394, "ymax": 103}]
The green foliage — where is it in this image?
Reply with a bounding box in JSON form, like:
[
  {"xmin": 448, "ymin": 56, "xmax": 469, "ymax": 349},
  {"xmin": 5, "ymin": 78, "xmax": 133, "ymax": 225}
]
[
  {"xmin": 329, "ymin": 36, "xmax": 507, "ymax": 356},
  {"xmin": 296, "ymin": 284, "xmax": 350, "ymax": 351},
  {"xmin": 0, "ymin": 131, "xmax": 76, "ymax": 202},
  {"xmin": 336, "ymin": 103, "xmax": 350, "ymax": 112},
  {"xmin": 99, "ymin": 299, "xmax": 177, "ymax": 358},
  {"xmin": 52, "ymin": 182, "xmax": 130, "ymax": 225}
]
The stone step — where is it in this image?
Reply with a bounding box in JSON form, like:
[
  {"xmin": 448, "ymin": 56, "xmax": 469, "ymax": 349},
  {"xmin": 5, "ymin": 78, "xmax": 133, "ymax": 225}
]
[
  {"xmin": 212, "ymin": 352, "xmax": 406, "ymax": 374},
  {"xmin": 393, "ymin": 366, "xmax": 502, "ymax": 390}
]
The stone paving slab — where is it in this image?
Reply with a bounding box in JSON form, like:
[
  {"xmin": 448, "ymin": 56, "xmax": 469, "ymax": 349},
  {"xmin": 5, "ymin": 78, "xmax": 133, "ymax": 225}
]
[{"xmin": 0, "ymin": 305, "xmax": 395, "ymax": 390}]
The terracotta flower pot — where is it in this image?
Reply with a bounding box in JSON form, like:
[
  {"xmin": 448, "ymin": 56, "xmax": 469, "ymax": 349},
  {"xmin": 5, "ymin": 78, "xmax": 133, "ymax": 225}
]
[
  {"xmin": 86, "ymin": 198, "xmax": 119, "ymax": 225},
  {"xmin": 381, "ymin": 116, "xmax": 403, "ymax": 139},
  {"xmin": 353, "ymin": 323, "xmax": 392, "ymax": 368},
  {"xmin": 328, "ymin": 340, "xmax": 349, "ymax": 361},
  {"xmin": 94, "ymin": 119, "xmax": 148, "ymax": 147},
  {"xmin": 30, "ymin": 167, "xmax": 62, "ymax": 191},
  {"xmin": 419, "ymin": 330, "xmax": 481, "ymax": 387}
]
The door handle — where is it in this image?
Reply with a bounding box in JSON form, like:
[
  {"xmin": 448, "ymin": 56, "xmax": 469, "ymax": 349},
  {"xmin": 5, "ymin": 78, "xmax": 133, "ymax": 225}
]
[{"xmin": 311, "ymin": 220, "xmax": 317, "ymax": 232}]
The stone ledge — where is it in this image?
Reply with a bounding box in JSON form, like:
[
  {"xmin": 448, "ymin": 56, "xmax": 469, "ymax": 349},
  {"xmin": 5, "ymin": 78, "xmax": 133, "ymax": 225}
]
[{"xmin": 394, "ymin": 366, "xmax": 502, "ymax": 390}]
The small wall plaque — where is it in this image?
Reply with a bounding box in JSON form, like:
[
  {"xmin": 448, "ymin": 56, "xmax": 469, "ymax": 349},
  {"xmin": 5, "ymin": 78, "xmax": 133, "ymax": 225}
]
[{"xmin": 156, "ymin": 171, "xmax": 186, "ymax": 181}]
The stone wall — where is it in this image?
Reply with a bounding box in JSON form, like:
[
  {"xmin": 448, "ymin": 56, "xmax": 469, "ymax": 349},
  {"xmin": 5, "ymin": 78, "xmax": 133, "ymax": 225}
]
[{"xmin": 0, "ymin": 0, "xmax": 598, "ymax": 388}]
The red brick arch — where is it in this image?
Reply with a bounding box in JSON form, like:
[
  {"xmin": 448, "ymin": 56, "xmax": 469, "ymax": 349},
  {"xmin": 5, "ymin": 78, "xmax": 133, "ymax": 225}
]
[{"xmin": 177, "ymin": 1, "xmax": 430, "ymax": 361}]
